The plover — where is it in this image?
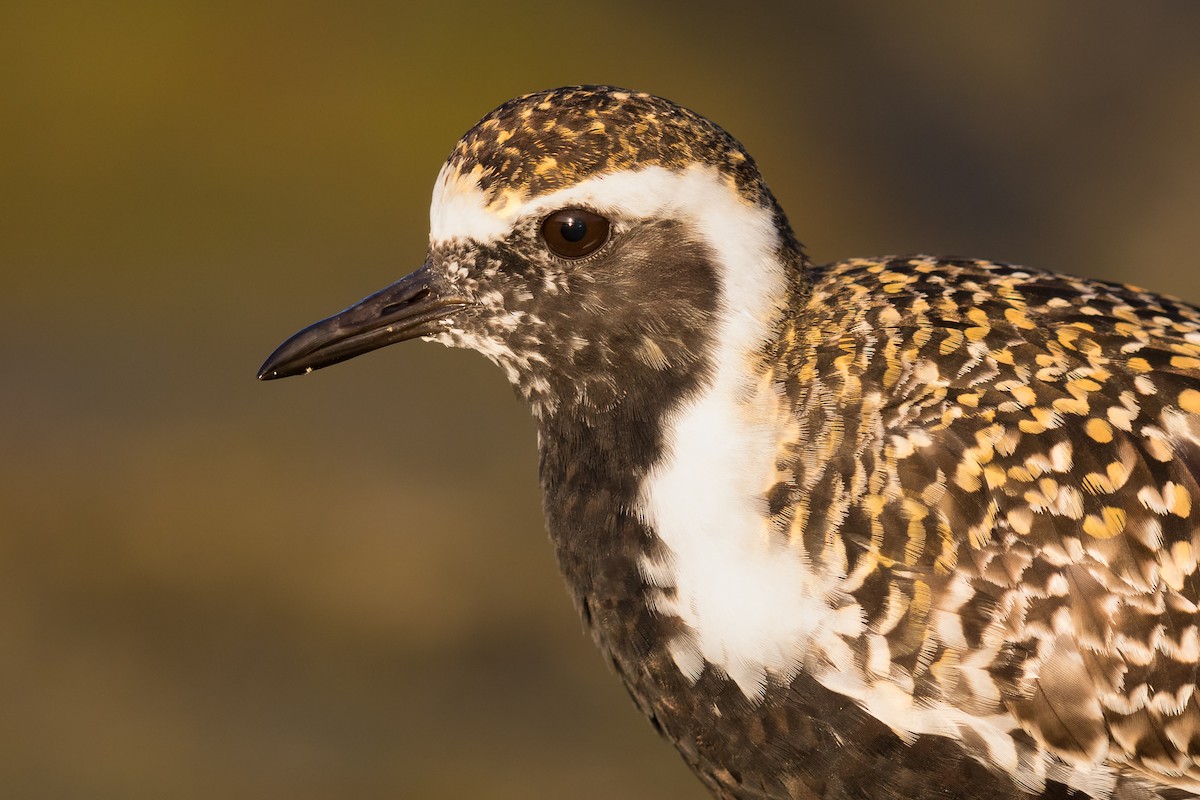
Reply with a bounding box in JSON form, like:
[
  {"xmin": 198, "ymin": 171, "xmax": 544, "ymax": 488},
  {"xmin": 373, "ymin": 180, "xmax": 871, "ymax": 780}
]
[{"xmin": 259, "ymin": 87, "xmax": 1200, "ymax": 800}]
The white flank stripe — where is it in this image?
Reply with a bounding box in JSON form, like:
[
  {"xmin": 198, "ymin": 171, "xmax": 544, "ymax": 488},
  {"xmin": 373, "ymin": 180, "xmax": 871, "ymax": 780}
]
[{"xmin": 602, "ymin": 169, "xmax": 842, "ymax": 699}]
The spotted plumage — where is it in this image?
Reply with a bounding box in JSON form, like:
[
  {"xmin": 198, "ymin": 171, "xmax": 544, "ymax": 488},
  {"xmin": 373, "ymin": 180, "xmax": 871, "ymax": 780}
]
[
  {"xmin": 259, "ymin": 86, "xmax": 1200, "ymax": 800},
  {"xmin": 444, "ymin": 86, "xmax": 775, "ymax": 208}
]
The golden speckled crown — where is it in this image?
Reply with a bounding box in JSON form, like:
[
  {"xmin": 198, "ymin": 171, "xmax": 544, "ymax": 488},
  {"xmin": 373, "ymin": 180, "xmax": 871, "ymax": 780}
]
[{"xmin": 444, "ymin": 86, "xmax": 776, "ymax": 209}]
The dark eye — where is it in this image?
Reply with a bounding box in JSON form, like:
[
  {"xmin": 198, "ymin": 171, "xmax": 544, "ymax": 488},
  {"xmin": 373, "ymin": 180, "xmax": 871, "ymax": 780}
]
[{"xmin": 540, "ymin": 208, "xmax": 611, "ymax": 259}]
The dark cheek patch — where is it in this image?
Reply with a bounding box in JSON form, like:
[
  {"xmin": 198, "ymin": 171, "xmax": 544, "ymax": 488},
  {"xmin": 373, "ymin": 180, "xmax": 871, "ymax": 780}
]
[
  {"xmin": 433, "ymin": 219, "xmax": 721, "ymax": 415},
  {"xmin": 552, "ymin": 219, "xmax": 719, "ymax": 372}
]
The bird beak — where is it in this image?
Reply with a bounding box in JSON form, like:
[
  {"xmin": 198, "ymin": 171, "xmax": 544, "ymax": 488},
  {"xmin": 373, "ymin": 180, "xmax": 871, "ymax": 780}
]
[{"xmin": 257, "ymin": 265, "xmax": 469, "ymax": 380}]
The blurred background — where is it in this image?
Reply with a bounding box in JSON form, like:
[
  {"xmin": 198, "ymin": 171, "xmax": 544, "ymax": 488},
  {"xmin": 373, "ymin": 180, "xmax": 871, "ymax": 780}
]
[{"xmin": 3, "ymin": 2, "xmax": 1199, "ymax": 798}]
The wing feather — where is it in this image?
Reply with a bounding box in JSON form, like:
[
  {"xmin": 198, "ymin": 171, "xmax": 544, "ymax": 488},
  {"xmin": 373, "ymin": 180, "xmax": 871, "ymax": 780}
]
[{"xmin": 789, "ymin": 257, "xmax": 1200, "ymax": 793}]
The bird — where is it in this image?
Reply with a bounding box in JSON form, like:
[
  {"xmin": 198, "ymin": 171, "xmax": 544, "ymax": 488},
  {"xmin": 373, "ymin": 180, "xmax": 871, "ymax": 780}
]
[{"xmin": 258, "ymin": 86, "xmax": 1200, "ymax": 800}]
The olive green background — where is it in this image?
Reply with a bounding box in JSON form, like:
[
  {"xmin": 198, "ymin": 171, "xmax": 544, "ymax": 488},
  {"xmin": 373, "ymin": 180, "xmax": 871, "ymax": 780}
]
[{"xmin": 3, "ymin": 2, "xmax": 1199, "ymax": 798}]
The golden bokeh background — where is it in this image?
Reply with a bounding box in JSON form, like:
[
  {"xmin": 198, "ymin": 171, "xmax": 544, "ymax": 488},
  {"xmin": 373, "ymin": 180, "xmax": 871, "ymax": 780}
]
[{"xmin": 3, "ymin": 2, "xmax": 1199, "ymax": 798}]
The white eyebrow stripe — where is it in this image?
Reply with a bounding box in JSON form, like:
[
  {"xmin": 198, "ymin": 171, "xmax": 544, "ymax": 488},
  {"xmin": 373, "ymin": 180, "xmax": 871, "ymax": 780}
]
[
  {"xmin": 428, "ymin": 162, "xmax": 513, "ymax": 243},
  {"xmin": 427, "ymin": 164, "xmax": 763, "ymax": 247}
]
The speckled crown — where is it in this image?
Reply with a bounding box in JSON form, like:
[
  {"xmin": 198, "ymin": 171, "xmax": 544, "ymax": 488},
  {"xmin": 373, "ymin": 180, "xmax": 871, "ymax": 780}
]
[{"xmin": 444, "ymin": 86, "xmax": 775, "ymax": 208}]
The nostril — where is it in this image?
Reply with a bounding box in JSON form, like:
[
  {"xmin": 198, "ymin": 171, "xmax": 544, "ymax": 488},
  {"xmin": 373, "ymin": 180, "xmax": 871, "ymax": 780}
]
[{"xmin": 380, "ymin": 287, "xmax": 431, "ymax": 317}]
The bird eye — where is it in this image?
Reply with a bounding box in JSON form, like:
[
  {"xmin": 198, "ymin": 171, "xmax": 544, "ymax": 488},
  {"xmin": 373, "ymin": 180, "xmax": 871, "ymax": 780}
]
[{"xmin": 540, "ymin": 208, "xmax": 611, "ymax": 259}]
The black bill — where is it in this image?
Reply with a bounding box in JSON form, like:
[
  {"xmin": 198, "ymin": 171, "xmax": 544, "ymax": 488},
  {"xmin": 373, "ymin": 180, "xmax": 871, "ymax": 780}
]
[{"xmin": 257, "ymin": 266, "xmax": 469, "ymax": 380}]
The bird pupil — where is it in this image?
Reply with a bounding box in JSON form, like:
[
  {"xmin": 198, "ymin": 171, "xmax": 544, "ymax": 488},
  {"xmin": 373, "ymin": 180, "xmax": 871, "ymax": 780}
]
[{"xmin": 560, "ymin": 218, "xmax": 587, "ymax": 243}]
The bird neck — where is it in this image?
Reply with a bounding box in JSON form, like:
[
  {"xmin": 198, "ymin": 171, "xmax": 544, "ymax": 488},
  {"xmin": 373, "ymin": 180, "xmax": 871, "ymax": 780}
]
[
  {"xmin": 534, "ymin": 368, "xmax": 694, "ymax": 608},
  {"xmin": 532, "ymin": 231, "xmax": 810, "ymax": 666},
  {"xmin": 533, "ymin": 220, "xmax": 809, "ymax": 599}
]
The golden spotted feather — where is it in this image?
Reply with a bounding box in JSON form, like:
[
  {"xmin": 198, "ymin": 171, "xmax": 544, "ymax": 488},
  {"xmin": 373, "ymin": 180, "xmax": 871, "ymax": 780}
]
[{"xmin": 770, "ymin": 255, "xmax": 1200, "ymax": 792}]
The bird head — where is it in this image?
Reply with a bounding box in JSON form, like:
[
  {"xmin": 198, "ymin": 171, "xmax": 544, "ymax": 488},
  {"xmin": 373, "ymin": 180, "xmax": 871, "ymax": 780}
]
[{"xmin": 259, "ymin": 87, "xmax": 806, "ymax": 419}]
